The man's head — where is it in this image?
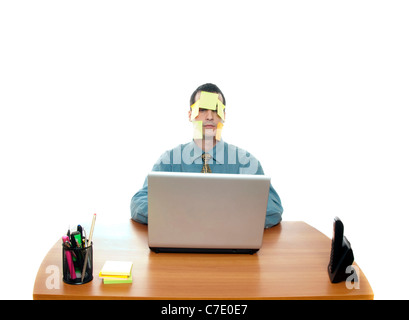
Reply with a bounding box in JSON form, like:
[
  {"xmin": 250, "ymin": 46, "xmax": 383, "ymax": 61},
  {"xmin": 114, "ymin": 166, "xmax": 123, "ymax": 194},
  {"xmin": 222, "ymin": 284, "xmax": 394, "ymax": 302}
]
[
  {"xmin": 188, "ymin": 83, "xmax": 226, "ymax": 141},
  {"xmin": 189, "ymin": 83, "xmax": 226, "ymax": 107}
]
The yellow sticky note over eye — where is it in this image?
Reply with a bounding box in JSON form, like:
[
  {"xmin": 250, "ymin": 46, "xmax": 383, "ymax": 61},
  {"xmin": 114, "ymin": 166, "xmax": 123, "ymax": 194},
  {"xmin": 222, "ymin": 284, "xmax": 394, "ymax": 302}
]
[
  {"xmin": 197, "ymin": 91, "xmax": 218, "ymax": 110},
  {"xmin": 216, "ymin": 122, "xmax": 223, "ymax": 141},
  {"xmin": 217, "ymin": 101, "xmax": 225, "ymax": 121},
  {"xmin": 193, "ymin": 121, "xmax": 203, "ymax": 139},
  {"xmin": 190, "ymin": 102, "xmax": 199, "ymax": 121}
]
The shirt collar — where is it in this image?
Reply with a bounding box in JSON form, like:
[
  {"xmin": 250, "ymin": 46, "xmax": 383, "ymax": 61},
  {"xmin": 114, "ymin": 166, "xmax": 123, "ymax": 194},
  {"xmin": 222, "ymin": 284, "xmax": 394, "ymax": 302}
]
[{"xmin": 187, "ymin": 139, "xmax": 225, "ymax": 164}]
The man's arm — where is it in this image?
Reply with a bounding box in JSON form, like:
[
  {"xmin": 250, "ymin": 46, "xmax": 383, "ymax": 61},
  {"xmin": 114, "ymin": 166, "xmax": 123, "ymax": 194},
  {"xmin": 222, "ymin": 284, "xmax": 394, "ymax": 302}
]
[
  {"xmin": 130, "ymin": 150, "xmax": 172, "ymax": 224},
  {"xmin": 252, "ymin": 159, "xmax": 283, "ymax": 228},
  {"xmin": 130, "ymin": 176, "xmax": 149, "ymax": 224},
  {"xmin": 264, "ymin": 184, "xmax": 283, "ymax": 228}
]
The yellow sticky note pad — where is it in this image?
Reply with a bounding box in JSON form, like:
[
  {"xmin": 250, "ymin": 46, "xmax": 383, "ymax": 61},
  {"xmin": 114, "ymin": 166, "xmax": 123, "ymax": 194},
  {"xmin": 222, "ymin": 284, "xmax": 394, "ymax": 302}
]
[
  {"xmin": 193, "ymin": 121, "xmax": 203, "ymax": 139},
  {"xmin": 216, "ymin": 122, "xmax": 223, "ymax": 141},
  {"xmin": 99, "ymin": 261, "xmax": 133, "ymax": 277},
  {"xmin": 197, "ymin": 91, "xmax": 218, "ymax": 110},
  {"xmin": 217, "ymin": 101, "xmax": 225, "ymax": 121}
]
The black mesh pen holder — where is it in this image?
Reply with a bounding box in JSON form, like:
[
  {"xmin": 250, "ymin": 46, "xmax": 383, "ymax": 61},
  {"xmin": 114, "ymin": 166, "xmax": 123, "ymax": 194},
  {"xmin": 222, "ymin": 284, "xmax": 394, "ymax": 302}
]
[{"xmin": 62, "ymin": 241, "xmax": 93, "ymax": 285}]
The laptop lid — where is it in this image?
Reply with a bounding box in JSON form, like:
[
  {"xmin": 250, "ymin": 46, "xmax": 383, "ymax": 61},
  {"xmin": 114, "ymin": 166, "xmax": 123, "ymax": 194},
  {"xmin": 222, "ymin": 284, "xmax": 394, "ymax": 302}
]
[{"xmin": 147, "ymin": 172, "xmax": 270, "ymax": 254}]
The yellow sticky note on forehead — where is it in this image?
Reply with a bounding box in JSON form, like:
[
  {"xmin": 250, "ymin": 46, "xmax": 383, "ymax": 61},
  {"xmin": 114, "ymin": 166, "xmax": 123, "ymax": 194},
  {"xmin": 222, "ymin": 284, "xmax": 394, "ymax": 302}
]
[{"xmin": 197, "ymin": 91, "xmax": 218, "ymax": 110}]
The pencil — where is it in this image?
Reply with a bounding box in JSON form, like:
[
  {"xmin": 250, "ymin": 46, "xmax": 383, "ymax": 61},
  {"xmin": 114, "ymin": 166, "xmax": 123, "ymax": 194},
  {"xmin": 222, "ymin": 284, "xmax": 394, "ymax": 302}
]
[{"xmin": 81, "ymin": 213, "xmax": 96, "ymax": 282}]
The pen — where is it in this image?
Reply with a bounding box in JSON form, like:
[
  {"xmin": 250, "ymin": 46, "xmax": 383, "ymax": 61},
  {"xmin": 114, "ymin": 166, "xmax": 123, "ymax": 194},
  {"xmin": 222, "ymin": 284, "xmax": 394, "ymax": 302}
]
[
  {"xmin": 62, "ymin": 236, "xmax": 76, "ymax": 280},
  {"xmin": 77, "ymin": 225, "xmax": 82, "ymax": 241},
  {"xmin": 77, "ymin": 225, "xmax": 86, "ymax": 247},
  {"xmin": 73, "ymin": 231, "xmax": 82, "ymax": 248},
  {"xmin": 83, "ymin": 229, "xmax": 87, "ymax": 247},
  {"xmin": 70, "ymin": 233, "xmax": 77, "ymax": 248},
  {"xmin": 81, "ymin": 213, "xmax": 96, "ymax": 282}
]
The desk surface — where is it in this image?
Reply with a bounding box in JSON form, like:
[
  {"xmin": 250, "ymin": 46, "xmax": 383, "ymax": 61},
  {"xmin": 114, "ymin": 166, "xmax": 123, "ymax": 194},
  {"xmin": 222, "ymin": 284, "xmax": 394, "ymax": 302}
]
[{"xmin": 33, "ymin": 220, "xmax": 373, "ymax": 300}]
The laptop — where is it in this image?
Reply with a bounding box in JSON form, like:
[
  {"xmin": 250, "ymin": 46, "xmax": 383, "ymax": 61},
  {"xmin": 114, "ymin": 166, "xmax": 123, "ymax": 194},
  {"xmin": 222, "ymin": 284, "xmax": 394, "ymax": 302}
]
[{"xmin": 147, "ymin": 171, "xmax": 271, "ymax": 254}]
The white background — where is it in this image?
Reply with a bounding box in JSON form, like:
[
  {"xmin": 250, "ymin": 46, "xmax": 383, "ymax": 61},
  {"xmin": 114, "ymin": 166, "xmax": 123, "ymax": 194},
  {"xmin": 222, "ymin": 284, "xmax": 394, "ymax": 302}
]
[{"xmin": 1, "ymin": 1, "xmax": 408, "ymax": 299}]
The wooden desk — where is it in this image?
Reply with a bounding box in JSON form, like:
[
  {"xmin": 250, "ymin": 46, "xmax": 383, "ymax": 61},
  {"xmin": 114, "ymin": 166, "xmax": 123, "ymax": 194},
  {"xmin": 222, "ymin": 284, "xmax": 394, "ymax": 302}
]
[{"xmin": 33, "ymin": 220, "xmax": 373, "ymax": 300}]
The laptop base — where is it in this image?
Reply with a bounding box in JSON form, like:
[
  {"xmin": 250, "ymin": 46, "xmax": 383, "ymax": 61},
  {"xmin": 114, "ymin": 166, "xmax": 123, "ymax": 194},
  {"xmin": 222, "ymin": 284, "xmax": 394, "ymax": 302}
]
[{"xmin": 149, "ymin": 247, "xmax": 259, "ymax": 254}]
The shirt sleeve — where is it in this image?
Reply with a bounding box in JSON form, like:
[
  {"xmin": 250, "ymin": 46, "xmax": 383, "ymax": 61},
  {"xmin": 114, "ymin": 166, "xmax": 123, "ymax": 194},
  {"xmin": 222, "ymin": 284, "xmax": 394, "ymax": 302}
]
[
  {"xmin": 254, "ymin": 162, "xmax": 284, "ymax": 228},
  {"xmin": 130, "ymin": 176, "xmax": 149, "ymax": 224},
  {"xmin": 264, "ymin": 183, "xmax": 284, "ymax": 228},
  {"xmin": 130, "ymin": 151, "xmax": 172, "ymax": 224}
]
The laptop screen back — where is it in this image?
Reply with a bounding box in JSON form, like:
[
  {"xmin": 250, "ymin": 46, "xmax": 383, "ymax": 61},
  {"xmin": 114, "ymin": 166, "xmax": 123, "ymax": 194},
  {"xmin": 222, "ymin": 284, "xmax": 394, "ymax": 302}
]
[{"xmin": 148, "ymin": 172, "xmax": 270, "ymax": 253}]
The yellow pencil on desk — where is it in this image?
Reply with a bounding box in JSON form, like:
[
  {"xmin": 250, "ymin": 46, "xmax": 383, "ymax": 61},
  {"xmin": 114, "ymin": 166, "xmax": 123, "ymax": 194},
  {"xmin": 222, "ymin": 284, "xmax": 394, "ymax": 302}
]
[{"xmin": 81, "ymin": 213, "xmax": 96, "ymax": 282}]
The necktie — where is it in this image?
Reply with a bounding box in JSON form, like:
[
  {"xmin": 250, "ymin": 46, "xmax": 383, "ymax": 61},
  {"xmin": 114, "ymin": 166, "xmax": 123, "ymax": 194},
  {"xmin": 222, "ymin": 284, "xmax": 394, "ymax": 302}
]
[{"xmin": 201, "ymin": 153, "xmax": 212, "ymax": 173}]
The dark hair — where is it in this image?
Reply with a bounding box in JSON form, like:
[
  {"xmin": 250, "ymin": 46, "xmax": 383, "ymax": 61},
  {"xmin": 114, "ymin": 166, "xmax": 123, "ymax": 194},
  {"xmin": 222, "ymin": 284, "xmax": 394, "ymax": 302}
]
[{"xmin": 190, "ymin": 83, "xmax": 226, "ymax": 107}]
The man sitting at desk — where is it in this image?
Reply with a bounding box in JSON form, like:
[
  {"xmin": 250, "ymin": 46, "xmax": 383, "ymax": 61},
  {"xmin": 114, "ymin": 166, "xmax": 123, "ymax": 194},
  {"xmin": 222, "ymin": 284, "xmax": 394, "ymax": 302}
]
[{"xmin": 130, "ymin": 83, "xmax": 283, "ymax": 228}]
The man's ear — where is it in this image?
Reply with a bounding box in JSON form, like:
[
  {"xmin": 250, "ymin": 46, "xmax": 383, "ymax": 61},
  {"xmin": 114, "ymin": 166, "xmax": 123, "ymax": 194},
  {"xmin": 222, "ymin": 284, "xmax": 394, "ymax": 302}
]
[{"xmin": 188, "ymin": 109, "xmax": 192, "ymax": 122}]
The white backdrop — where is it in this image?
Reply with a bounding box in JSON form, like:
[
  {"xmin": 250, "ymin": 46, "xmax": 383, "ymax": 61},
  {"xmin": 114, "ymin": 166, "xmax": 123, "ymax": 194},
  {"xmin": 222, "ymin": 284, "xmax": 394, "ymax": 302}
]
[{"xmin": 1, "ymin": 1, "xmax": 408, "ymax": 299}]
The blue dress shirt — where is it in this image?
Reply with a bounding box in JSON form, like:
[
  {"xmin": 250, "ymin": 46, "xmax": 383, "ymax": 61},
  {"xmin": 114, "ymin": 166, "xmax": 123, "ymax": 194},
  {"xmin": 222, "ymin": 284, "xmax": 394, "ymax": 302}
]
[{"xmin": 130, "ymin": 140, "xmax": 283, "ymax": 228}]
